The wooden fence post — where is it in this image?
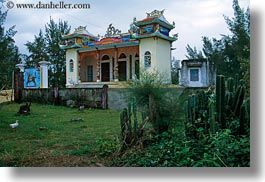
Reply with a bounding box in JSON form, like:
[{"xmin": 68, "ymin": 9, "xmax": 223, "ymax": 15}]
[
  {"xmin": 14, "ymin": 69, "xmax": 24, "ymax": 103},
  {"xmin": 101, "ymin": 84, "xmax": 108, "ymax": 109}
]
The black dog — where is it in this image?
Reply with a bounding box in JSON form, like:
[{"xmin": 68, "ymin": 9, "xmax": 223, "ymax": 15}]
[{"xmin": 17, "ymin": 102, "xmax": 31, "ymax": 115}]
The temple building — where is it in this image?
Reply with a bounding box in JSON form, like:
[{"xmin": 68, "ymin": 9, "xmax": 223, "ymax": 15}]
[{"xmin": 60, "ymin": 10, "xmax": 177, "ymax": 87}]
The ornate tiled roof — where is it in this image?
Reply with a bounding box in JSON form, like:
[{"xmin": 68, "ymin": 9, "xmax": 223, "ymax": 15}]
[
  {"xmin": 146, "ymin": 9, "xmax": 170, "ymax": 24},
  {"xmin": 134, "ymin": 10, "xmax": 174, "ymax": 30},
  {"xmin": 138, "ymin": 17, "xmax": 155, "ymax": 23},
  {"xmin": 62, "ymin": 26, "xmax": 97, "ymax": 39},
  {"xmin": 74, "ymin": 26, "xmax": 96, "ymax": 37},
  {"xmin": 133, "ymin": 29, "xmax": 177, "ymax": 42}
]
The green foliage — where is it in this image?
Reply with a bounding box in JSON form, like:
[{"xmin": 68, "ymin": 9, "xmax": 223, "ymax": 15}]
[
  {"xmin": 208, "ymin": 0, "xmax": 249, "ymax": 81},
  {"xmin": 0, "ymin": 10, "xmax": 20, "ymax": 89},
  {"xmin": 185, "ymin": 44, "xmax": 204, "ymax": 59},
  {"xmin": 45, "ymin": 18, "xmax": 71, "ymax": 87},
  {"xmin": 181, "ymin": 74, "xmax": 250, "ymax": 167},
  {"xmin": 171, "ymin": 59, "xmax": 180, "ymax": 84},
  {"xmin": 184, "ymin": 75, "xmax": 249, "ymax": 139},
  {"xmin": 0, "ymin": 95, "xmax": 250, "ymax": 167},
  {"xmin": 67, "ymin": 144, "xmax": 92, "ymax": 157},
  {"xmin": 186, "ymin": 0, "xmax": 250, "ymax": 89},
  {"xmin": 207, "ymin": 129, "xmax": 250, "ymax": 167},
  {"xmin": 0, "ymin": 103, "xmax": 120, "ymax": 166},
  {"xmin": 216, "ymin": 75, "xmax": 226, "ymax": 128},
  {"xmin": 25, "ymin": 18, "xmax": 71, "ymax": 88},
  {"xmin": 94, "ymin": 137, "xmax": 120, "ymax": 157},
  {"xmin": 120, "ymin": 97, "xmax": 148, "ymax": 151},
  {"xmin": 184, "ymin": 89, "xmax": 215, "ymax": 138},
  {"xmin": 25, "ymin": 30, "xmax": 47, "ymax": 67},
  {"xmin": 128, "ymin": 69, "xmax": 173, "ymax": 134},
  {"xmin": 111, "ymin": 130, "xmax": 249, "ymax": 167}
]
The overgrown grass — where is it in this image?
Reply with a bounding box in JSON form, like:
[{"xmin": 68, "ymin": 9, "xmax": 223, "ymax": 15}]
[{"xmin": 0, "ymin": 102, "xmax": 120, "ymax": 166}]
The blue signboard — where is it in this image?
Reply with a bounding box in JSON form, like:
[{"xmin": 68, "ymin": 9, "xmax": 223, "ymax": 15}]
[{"xmin": 24, "ymin": 68, "xmax": 41, "ymax": 88}]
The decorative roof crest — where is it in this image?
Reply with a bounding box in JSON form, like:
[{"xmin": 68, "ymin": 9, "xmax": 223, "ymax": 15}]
[
  {"xmin": 104, "ymin": 24, "xmax": 121, "ymax": 38},
  {"xmin": 146, "ymin": 9, "xmax": 165, "ymax": 18},
  {"xmin": 74, "ymin": 26, "xmax": 87, "ymax": 33}
]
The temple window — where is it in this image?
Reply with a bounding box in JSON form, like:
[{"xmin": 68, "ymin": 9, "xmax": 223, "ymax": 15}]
[
  {"xmin": 119, "ymin": 53, "xmax": 127, "ymax": 59},
  {"xmin": 160, "ymin": 27, "xmax": 169, "ymax": 36},
  {"xmin": 67, "ymin": 39, "xmax": 75, "ymax": 46},
  {"xmin": 142, "ymin": 25, "xmax": 153, "ymax": 34},
  {"xmin": 102, "ymin": 55, "xmax": 110, "ymax": 60},
  {"xmin": 69, "ymin": 59, "xmax": 74, "ymax": 72},
  {"xmin": 190, "ymin": 68, "xmax": 199, "ymax": 81},
  {"xmin": 144, "ymin": 51, "xmax": 151, "ymax": 68}
]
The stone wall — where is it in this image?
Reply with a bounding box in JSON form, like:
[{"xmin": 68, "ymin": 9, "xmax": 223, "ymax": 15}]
[
  {"xmin": 21, "ymin": 86, "xmax": 108, "ymax": 109},
  {"xmin": 108, "ymin": 88, "xmax": 130, "ymax": 110},
  {"xmin": 20, "ymin": 86, "xmax": 186, "ymax": 110},
  {"xmin": 108, "ymin": 87, "xmax": 185, "ymax": 110}
]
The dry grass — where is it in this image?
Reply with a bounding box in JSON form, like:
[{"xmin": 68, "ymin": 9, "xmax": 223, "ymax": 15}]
[{"xmin": 0, "ymin": 90, "xmax": 13, "ymax": 103}]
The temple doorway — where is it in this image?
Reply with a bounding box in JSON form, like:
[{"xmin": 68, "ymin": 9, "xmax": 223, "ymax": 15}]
[
  {"xmin": 101, "ymin": 62, "xmax": 110, "ymax": 82},
  {"xmin": 87, "ymin": 65, "xmax": 93, "ymax": 82},
  {"xmin": 118, "ymin": 61, "xmax": 127, "ymax": 81}
]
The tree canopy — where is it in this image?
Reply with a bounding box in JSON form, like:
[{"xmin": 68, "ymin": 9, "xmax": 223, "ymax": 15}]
[
  {"xmin": 0, "ymin": 10, "xmax": 20, "ymax": 89},
  {"xmin": 185, "ymin": 0, "xmax": 250, "ymax": 89},
  {"xmin": 25, "ymin": 18, "xmax": 71, "ymax": 88}
]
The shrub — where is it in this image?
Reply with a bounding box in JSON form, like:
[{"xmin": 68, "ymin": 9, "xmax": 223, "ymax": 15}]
[
  {"xmin": 111, "ymin": 129, "xmax": 250, "ymax": 167},
  {"xmin": 127, "ymin": 69, "xmax": 174, "ymax": 134}
]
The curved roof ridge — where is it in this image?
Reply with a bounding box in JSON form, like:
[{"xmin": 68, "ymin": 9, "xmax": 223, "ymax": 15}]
[{"xmin": 74, "ymin": 26, "xmax": 97, "ymax": 38}]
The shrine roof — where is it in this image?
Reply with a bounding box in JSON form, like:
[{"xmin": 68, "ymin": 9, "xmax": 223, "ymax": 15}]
[
  {"xmin": 77, "ymin": 40, "xmax": 139, "ymax": 52},
  {"xmin": 59, "ymin": 43, "xmax": 82, "ymax": 49},
  {"xmin": 133, "ymin": 30, "xmax": 177, "ymax": 42},
  {"xmin": 135, "ymin": 10, "xmax": 174, "ymax": 29},
  {"xmin": 62, "ymin": 26, "xmax": 97, "ymax": 39},
  {"xmin": 138, "ymin": 17, "xmax": 155, "ymax": 23}
]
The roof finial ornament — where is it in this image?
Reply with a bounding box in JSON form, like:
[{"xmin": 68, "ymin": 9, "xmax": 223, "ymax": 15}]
[
  {"xmin": 129, "ymin": 19, "xmax": 139, "ymax": 34},
  {"xmin": 146, "ymin": 12, "xmax": 151, "ymax": 18},
  {"xmin": 173, "ymin": 33, "xmax": 179, "ymax": 40},
  {"xmin": 104, "ymin": 23, "xmax": 121, "ymax": 38},
  {"xmin": 146, "ymin": 9, "xmax": 165, "ymax": 18},
  {"xmin": 74, "ymin": 26, "xmax": 87, "ymax": 33}
]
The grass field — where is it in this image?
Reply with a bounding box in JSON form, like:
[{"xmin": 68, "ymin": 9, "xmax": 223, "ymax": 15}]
[{"xmin": 0, "ymin": 102, "xmax": 121, "ymax": 166}]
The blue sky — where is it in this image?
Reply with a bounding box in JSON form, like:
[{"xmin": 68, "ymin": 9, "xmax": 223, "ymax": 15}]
[{"xmin": 3, "ymin": 0, "xmax": 249, "ymax": 60}]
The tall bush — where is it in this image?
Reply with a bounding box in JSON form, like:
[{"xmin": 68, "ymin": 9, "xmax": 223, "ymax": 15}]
[{"xmin": 128, "ymin": 69, "xmax": 173, "ymax": 134}]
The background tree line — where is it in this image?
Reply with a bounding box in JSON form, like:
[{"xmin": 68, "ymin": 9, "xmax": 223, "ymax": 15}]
[
  {"xmin": 0, "ymin": 10, "xmax": 19, "ymax": 89},
  {"xmin": 25, "ymin": 18, "xmax": 70, "ymax": 88},
  {"xmin": 0, "ymin": 9, "xmax": 70, "ymax": 89},
  {"xmin": 185, "ymin": 0, "xmax": 250, "ymax": 92}
]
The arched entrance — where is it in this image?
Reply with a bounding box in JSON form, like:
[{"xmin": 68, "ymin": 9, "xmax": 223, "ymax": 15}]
[
  {"xmin": 118, "ymin": 53, "xmax": 127, "ymax": 81},
  {"xmin": 101, "ymin": 55, "xmax": 111, "ymax": 82}
]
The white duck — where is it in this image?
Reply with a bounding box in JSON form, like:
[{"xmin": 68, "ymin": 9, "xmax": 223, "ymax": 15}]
[
  {"xmin": 10, "ymin": 120, "xmax": 19, "ymax": 129},
  {"xmin": 79, "ymin": 105, "xmax": 85, "ymax": 111}
]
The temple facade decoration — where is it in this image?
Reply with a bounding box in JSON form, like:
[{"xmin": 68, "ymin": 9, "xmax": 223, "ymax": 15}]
[
  {"xmin": 179, "ymin": 59, "xmax": 216, "ymax": 87},
  {"xmin": 60, "ymin": 10, "xmax": 177, "ymax": 87}
]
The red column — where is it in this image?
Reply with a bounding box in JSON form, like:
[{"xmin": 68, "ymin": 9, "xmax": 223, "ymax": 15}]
[
  {"xmin": 114, "ymin": 48, "xmax": 119, "ymax": 82},
  {"xmin": 96, "ymin": 50, "xmax": 100, "ymax": 82}
]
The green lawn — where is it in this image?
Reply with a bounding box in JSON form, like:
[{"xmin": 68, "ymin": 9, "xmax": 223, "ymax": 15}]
[{"xmin": 0, "ymin": 102, "xmax": 120, "ymax": 166}]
